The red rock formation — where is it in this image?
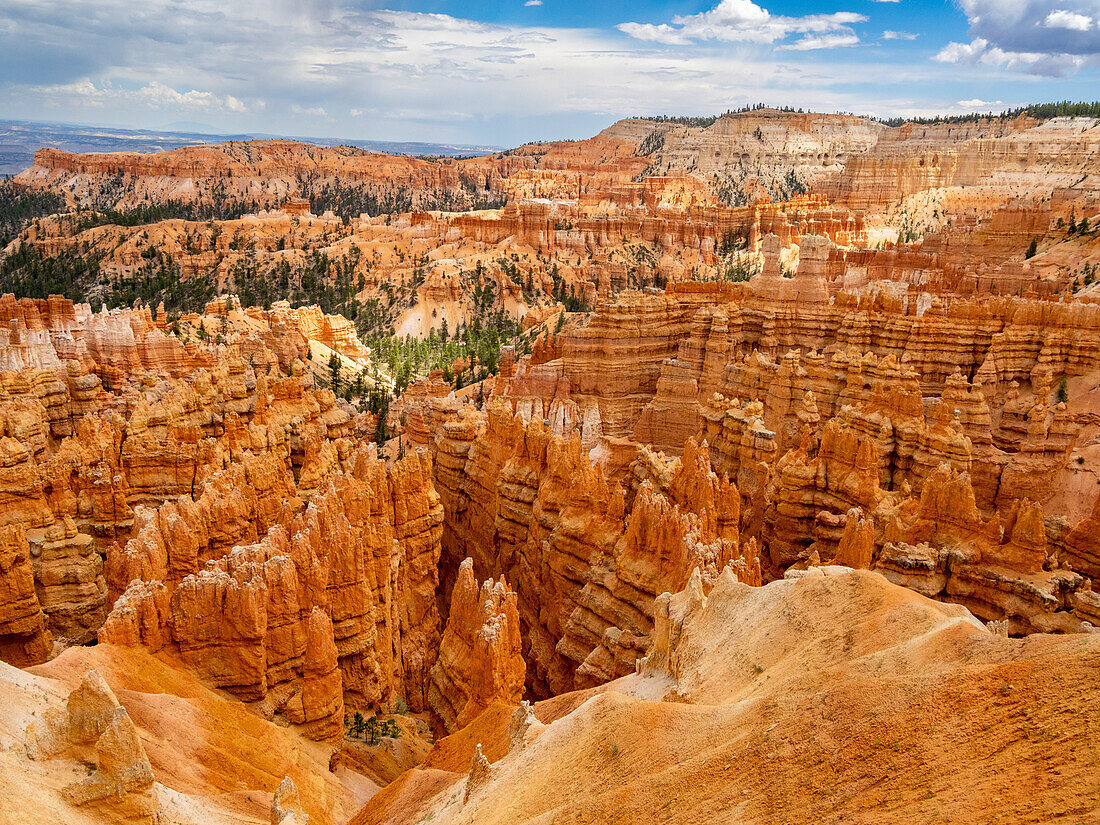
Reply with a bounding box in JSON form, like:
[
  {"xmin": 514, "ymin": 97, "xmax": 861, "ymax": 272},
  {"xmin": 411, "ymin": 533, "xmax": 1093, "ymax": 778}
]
[
  {"xmin": 2, "ymin": 111, "xmax": 1100, "ymax": 796},
  {"xmin": 822, "ymin": 116, "xmax": 1100, "ymax": 211},
  {"xmin": 834, "ymin": 508, "xmax": 875, "ymax": 569},
  {"xmin": 100, "ymin": 447, "xmax": 442, "ymax": 737},
  {"xmin": 428, "ymin": 559, "xmax": 525, "ymax": 733},
  {"xmin": 0, "ymin": 524, "xmax": 53, "ymax": 665},
  {"xmin": 284, "ymin": 607, "xmax": 344, "ymax": 742}
]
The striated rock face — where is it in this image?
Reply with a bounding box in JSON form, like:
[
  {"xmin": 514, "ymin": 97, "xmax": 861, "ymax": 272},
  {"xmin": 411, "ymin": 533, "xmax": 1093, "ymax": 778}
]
[
  {"xmin": 0, "ymin": 293, "xmax": 385, "ymax": 678},
  {"xmin": 3, "ymin": 110, "xmax": 1100, "ymax": 825},
  {"xmin": 611, "ymin": 110, "xmax": 884, "ymax": 199},
  {"xmin": 430, "ymin": 398, "xmax": 760, "ymax": 698},
  {"xmin": 428, "ymin": 559, "xmax": 525, "ymax": 733},
  {"xmin": 18, "ymin": 142, "xmax": 530, "ymax": 212},
  {"xmin": 0, "ymin": 524, "xmax": 53, "ymax": 665},
  {"xmin": 821, "ymin": 116, "xmax": 1100, "ymax": 211},
  {"xmin": 432, "ymin": 398, "xmax": 623, "ymax": 692},
  {"xmin": 283, "ymin": 607, "xmax": 344, "ymax": 742},
  {"xmin": 468, "ymin": 233, "xmax": 1100, "ymax": 638},
  {"xmin": 1062, "ymin": 493, "xmax": 1100, "ymax": 579},
  {"xmin": 100, "ymin": 447, "xmax": 443, "ymax": 735},
  {"xmin": 562, "ymin": 289, "xmax": 720, "ymax": 438}
]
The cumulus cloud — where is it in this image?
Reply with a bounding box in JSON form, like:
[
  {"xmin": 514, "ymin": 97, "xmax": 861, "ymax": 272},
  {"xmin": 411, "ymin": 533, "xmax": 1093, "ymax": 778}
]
[
  {"xmin": 937, "ymin": 0, "xmax": 1100, "ymax": 76},
  {"xmin": 934, "ymin": 35, "xmax": 1090, "ymax": 76},
  {"xmin": 617, "ymin": 0, "xmax": 865, "ymax": 48},
  {"xmin": 1, "ymin": 0, "xmax": 881, "ymax": 140},
  {"xmin": 1044, "ymin": 9, "xmax": 1093, "ymax": 29},
  {"xmin": 524, "ymin": 1, "xmax": 542, "ymax": 6},
  {"xmin": 882, "ymin": 30, "xmax": 919, "ymax": 40}
]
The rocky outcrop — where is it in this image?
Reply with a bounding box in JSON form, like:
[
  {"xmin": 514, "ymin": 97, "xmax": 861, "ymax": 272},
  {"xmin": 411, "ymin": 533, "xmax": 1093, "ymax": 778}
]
[
  {"xmin": 431, "ymin": 400, "xmax": 627, "ymax": 696},
  {"xmin": 0, "ymin": 294, "xmax": 376, "ymax": 671},
  {"xmin": 822, "ymin": 115, "xmax": 1100, "ymax": 211},
  {"xmin": 271, "ymin": 776, "xmax": 309, "ymax": 825},
  {"xmin": 0, "ymin": 524, "xmax": 53, "ymax": 665},
  {"xmin": 2, "ymin": 111, "xmax": 1100, "ymax": 798},
  {"xmin": 99, "ymin": 446, "xmax": 442, "ymax": 738},
  {"xmin": 428, "ymin": 559, "xmax": 525, "ymax": 733},
  {"xmin": 361, "ymin": 567, "xmax": 1100, "ymax": 825},
  {"xmin": 430, "ymin": 399, "xmax": 761, "ymax": 697},
  {"xmin": 25, "ymin": 669, "xmax": 158, "ymax": 824}
]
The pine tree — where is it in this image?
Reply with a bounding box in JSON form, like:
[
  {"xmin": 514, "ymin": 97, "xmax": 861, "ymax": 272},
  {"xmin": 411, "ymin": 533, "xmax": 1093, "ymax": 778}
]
[
  {"xmin": 328, "ymin": 352, "xmax": 342, "ymax": 390},
  {"xmin": 365, "ymin": 716, "xmax": 382, "ymax": 746}
]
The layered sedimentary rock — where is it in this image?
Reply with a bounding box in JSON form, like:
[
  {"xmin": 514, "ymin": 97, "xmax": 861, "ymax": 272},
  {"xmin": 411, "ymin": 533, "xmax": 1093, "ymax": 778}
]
[
  {"xmin": 0, "ymin": 524, "xmax": 53, "ymax": 665},
  {"xmin": 100, "ymin": 446, "xmax": 443, "ymax": 737},
  {"xmin": 465, "ymin": 225, "xmax": 1100, "ymax": 636},
  {"xmin": 822, "ymin": 115, "xmax": 1100, "ymax": 211},
  {"xmin": 0, "ymin": 294, "xmax": 374, "ymax": 674},
  {"xmin": 427, "ymin": 559, "xmax": 525, "ymax": 733},
  {"xmin": 429, "ymin": 399, "xmax": 760, "ymax": 698},
  {"xmin": 601, "ymin": 110, "xmax": 885, "ymax": 202}
]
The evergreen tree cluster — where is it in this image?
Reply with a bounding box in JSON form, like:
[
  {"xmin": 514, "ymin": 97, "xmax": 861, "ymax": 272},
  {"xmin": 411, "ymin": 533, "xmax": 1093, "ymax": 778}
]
[
  {"xmin": 877, "ymin": 101, "xmax": 1100, "ymax": 127},
  {"xmin": 549, "ymin": 267, "xmax": 590, "ymax": 312},
  {"xmin": 0, "ymin": 181, "xmax": 65, "ymax": 248},
  {"xmin": 306, "ymin": 180, "xmax": 506, "ymax": 224},
  {"xmin": 0, "ymin": 243, "xmax": 212, "ymax": 313},
  {"xmin": 345, "ymin": 712, "xmax": 401, "ymax": 746},
  {"xmin": 72, "ymin": 198, "xmax": 260, "ymax": 230},
  {"xmin": 638, "ymin": 103, "xmax": 808, "ymax": 129}
]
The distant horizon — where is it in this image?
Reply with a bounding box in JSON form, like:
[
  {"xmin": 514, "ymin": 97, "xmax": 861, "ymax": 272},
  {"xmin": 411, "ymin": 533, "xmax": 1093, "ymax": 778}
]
[
  {"xmin": 4, "ymin": 1, "xmax": 1100, "ymax": 146},
  {"xmin": 0, "ymin": 116, "xmax": 507, "ymax": 152},
  {"xmin": 6, "ymin": 98, "xmax": 1100, "ymax": 164}
]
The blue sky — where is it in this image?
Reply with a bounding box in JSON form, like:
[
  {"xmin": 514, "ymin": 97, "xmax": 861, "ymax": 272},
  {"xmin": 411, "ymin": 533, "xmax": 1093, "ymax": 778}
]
[{"xmin": 2, "ymin": 0, "xmax": 1100, "ymax": 146}]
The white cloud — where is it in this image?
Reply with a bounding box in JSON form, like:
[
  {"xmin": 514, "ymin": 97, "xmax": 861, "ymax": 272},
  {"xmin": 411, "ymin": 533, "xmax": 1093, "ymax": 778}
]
[
  {"xmin": 939, "ymin": 0, "xmax": 1100, "ymax": 76},
  {"xmin": 957, "ymin": 98, "xmax": 1003, "ymax": 108},
  {"xmin": 524, "ymin": 1, "xmax": 542, "ymax": 6},
  {"xmin": 617, "ymin": 0, "xmax": 866, "ymax": 48},
  {"xmin": 35, "ymin": 79, "xmax": 259, "ymax": 112},
  {"xmin": 883, "ymin": 30, "xmax": 919, "ymax": 40},
  {"xmin": 1044, "ymin": 9, "xmax": 1093, "ymax": 29},
  {"xmin": 934, "ymin": 34, "xmax": 1091, "ymax": 76},
  {"xmin": 934, "ymin": 38, "xmax": 999, "ymax": 64},
  {"xmin": 780, "ymin": 33, "xmax": 860, "ymax": 50}
]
